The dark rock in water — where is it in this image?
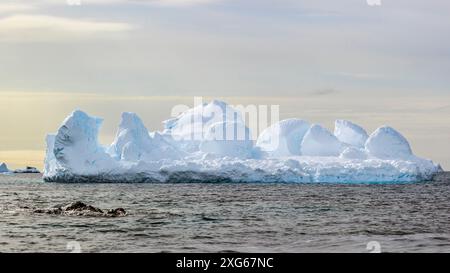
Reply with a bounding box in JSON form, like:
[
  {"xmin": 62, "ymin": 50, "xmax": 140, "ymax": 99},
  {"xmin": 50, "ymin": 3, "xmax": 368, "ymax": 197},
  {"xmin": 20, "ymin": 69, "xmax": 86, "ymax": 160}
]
[
  {"xmin": 106, "ymin": 208, "xmax": 127, "ymax": 217},
  {"xmin": 33, "ymin": 201, "xmax": 126, "ymax": 217},
  {"xmin": 63, "ymin": 201, "xmax": 104, "ymax": 214}
]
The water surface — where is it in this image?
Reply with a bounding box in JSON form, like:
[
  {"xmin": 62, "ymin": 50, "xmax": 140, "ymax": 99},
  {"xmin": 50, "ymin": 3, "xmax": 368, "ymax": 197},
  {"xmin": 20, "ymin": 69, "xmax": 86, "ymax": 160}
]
[{"xmin": 0, "ymin": 173, "xmax": 449, "ymax": 252}]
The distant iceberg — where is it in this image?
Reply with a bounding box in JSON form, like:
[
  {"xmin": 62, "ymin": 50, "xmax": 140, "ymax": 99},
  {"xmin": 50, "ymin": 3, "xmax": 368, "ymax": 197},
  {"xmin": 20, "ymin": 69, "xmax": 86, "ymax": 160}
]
[
  {"xmin": 13, "ymin": 166, "xmax": 40, "ymax": 174},
  {"xmin": 43, "ymin": 100, "xmax": 442, "ymax": 183},
  {"xmin": 0, "ymin": 162, "xmax": 10, "ymax": 173}
]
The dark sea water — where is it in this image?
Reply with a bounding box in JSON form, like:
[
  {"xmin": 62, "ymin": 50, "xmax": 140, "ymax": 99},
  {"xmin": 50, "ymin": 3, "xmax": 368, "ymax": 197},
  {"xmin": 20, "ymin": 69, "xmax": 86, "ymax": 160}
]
[{"xmin": 0, "ymin": 173, "xmax": 449, "ymax": 253}]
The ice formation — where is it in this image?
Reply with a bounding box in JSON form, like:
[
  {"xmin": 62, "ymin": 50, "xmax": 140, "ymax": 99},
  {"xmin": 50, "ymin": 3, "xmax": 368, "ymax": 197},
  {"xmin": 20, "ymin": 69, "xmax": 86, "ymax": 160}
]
[
  {"xmin": 339, "ymin": 147, "xmax": 367, "ymax": 160},
  {"xmin": 334, "ymin": 119, "xmax": 369, "ymax": 148},
  {"xmin": 365, "ymin": 126, "xmax": 413, "ymax": 159},
  {"xmin": 13, "ymin": 167, "xmax": 40, "ymax": 174},
  {"xmin": 43, "ymin": 100, "xmax": 442, "ymax": 183},
  {"xmin": 162, "ymin": 100, "xmax": 243, "ymax": 153},
  {"xmin": 0, "ymin": 163, "xmax": 9, "ymax": 173},
  {"xmin": 256, "ymin": 119, "xmax": 310, "ymax": 157},
  {"xmin": 200, "ymin": 121, "xmax": 253, "ymax": 158},
  {"xmin": 301, "ymin": 124, "xmax": 342, "ymax": 157},
  {"xmin": 107, "ymin": 112, "xmax": 182, "ymax": 162}
]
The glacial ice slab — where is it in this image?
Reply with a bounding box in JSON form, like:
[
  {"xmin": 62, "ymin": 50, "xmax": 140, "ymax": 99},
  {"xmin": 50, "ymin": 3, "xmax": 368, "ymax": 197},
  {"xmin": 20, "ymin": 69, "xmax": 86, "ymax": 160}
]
[{"xmin": 43, "ymin": 101, "xmax": 442, "ymax": 183}]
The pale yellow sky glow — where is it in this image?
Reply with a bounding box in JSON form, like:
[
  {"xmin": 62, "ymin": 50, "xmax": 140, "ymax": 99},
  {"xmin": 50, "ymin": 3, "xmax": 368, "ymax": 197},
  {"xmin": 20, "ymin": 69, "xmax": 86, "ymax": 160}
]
[{"xmin": 1, "ymin": 91, "xmax": 449, "ymax": 170}]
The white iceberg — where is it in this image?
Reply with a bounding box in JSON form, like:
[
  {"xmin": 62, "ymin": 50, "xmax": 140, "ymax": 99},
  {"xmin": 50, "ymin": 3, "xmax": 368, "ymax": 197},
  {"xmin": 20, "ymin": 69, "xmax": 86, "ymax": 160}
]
[
  {"xmin": 0, "ymin": 162, "xmax": 10, "ymax": 173},
  {"xmin": 43, "ymin": 100, "xmax": 442, "ymax": 183}
]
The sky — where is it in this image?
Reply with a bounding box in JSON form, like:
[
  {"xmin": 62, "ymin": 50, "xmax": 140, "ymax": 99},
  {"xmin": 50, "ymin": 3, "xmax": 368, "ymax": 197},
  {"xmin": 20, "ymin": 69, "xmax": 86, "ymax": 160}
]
[{"xmin": 0, "ymin": 0, "xmax": 449, "ymax": 170}]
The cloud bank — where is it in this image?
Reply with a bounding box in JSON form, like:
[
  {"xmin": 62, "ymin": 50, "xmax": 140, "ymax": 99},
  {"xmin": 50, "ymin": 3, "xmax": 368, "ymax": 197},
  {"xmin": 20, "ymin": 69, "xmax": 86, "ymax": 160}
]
[{"xmin": 0, "ymin": 14, "xmax": 134, "ymax": 41}]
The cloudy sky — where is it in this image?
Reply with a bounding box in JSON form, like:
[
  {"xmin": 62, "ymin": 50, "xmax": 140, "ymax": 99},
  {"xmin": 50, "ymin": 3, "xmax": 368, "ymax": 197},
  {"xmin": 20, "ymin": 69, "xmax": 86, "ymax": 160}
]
[{"xmin": 0, "ymin": 0, "xmax": 449, "ymax": 169}]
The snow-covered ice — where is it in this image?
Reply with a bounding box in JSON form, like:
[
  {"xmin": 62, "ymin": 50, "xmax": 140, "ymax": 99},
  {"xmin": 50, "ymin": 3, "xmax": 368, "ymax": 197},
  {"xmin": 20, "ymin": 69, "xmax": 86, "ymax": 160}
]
[
  {"xmin": 162, "ymin": 100, "xmax": 243, "ymax": 153},
  {"xmin": 339, "ymin": 147, "xmax": 367, "ymax": 160},
  {"xmin": 256, "ymin": 119, "xmax": 310, "ymax": 157},
  {"xmin": 108, "ymin": 112, "xmax": 182, "ymax": 162},
  {"xmin": 334, "ymin": 119, "xmax": 369, "ymax": 148},
  {"xmin": 301, "ymin": 124, "xmax": 342, "ymax": 157},
  {"xmin": 365, "ymin": 126, "xmax": 413, "ymax": 159},
  {"xmin": 200, "ymin": 121, "xmax": 254, "ymax": 158},
  {"xmin": 43, "ymin": 100, "xmax": 442, "ymax": 183}
]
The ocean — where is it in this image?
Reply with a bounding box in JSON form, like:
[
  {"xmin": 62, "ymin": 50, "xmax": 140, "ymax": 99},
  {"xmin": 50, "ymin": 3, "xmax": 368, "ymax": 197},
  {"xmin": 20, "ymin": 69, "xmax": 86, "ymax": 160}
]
[{"xmin": 0, "ymin": 173, "xmax": 449, "ymax": 253}]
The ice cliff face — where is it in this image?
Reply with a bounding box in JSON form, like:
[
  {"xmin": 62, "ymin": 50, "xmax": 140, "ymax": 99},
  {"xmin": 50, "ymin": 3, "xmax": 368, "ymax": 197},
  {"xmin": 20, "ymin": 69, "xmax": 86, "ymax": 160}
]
[
  {"xmin": 43, "ymin": 101, "xmax": 442, "ymax": 183},
  {"xmin": 51, "ymin": 110, "xmax": 118, "ymax": 176}
]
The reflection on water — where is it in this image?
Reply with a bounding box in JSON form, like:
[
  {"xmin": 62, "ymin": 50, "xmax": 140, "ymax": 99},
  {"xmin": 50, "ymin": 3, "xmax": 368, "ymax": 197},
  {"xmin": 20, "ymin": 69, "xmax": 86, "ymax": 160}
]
[{"xmin": 0, "ymin": 173, "xmax": 449, "ymax": 252}]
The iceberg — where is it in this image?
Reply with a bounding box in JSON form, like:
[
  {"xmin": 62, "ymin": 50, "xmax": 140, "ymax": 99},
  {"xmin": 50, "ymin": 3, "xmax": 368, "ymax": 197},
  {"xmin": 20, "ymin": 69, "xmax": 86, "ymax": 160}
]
[
  {"xmin": 0, "ymin": 162, "xmax": 10, "ymax": 173},
  {"xmin": 43, "ymin": 100, "xmax": 442, "ymax": 183},
  {"xmin": 13, "ymin": 166, "xmax": 40, "ymax": 174}
]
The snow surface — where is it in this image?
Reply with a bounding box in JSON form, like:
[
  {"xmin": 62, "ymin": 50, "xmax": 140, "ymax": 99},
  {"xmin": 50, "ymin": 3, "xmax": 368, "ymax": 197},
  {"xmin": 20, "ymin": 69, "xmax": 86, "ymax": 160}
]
[
  {"xmin": 339, "ymin": 147, "xmax": 368, "ymax": 160},
  {"xmin": 43, "ymin": 101, "xmax": 442, "ymax": 183}
]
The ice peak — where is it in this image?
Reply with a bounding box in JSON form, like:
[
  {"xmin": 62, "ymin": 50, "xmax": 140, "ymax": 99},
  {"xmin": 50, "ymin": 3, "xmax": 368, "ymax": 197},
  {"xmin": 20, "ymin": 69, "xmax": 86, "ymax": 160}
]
[
  {"xmin": 0, "ymin": 162, "xmax": 9, "ymax": 173},
  {"xmin": 334, "ymin": 119, "xmax": 369, "ymax": 148},
  {"xmin": 256, "ymin": 118, "xmax": 310, "ymax": 156},
  {"xmin": 301, "ymin": 124, "xmax": 342, "ymax": 156},
  {"xmin": 118, "ymin": 112, "xmax": 149, "ymax": 135},
  {"xmin": 110, "ymin": 112, "xmax": 152, "ymax": 160}
]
